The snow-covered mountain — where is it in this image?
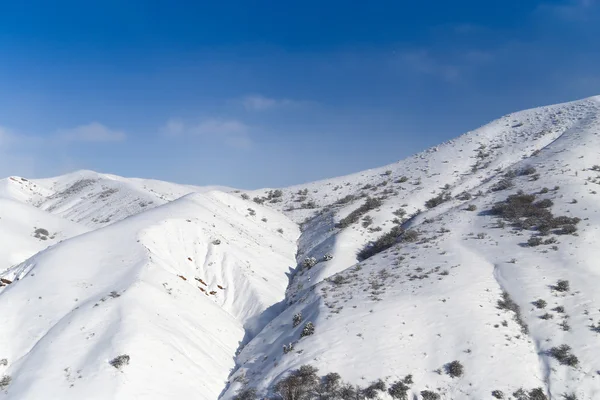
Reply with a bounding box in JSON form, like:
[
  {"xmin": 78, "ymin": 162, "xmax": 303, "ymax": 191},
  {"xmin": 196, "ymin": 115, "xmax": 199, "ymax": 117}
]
[{"xmin": 2, "ymin": 95, "xmax": 600, "ymax": 400}]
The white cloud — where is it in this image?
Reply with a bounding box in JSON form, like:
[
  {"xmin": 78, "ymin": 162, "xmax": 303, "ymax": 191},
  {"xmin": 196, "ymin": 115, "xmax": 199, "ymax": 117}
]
[
  {"xmin": 57, "ymin": 122, "xmax": 126, "ymax": 142},
  {"xmin": 160, "ymin": 118, "xmax": 186, "ymax": 136},
  {"xmin": 161, "ymin": 118, "xmax": 252, "ymax": 149},
  {"xmin": 241, "ymin": 94, "xmax": 300, "ymax": 111}
]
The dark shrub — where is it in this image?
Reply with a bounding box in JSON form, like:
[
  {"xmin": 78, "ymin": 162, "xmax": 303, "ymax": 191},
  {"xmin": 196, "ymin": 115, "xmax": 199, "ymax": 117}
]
[
  {"xmin": 553, "ymin": 280, "xmax": 570, "ymax": 292},
  {"xmin": 361, "ymin": 216, "xmax": 373, "ymax": 228},
  {"xmin": 497, "ymin": 291, "xmax": 528, "ymax": 334},
  {"xmin": 491, "ymin": 178, "xmax": 514, "ymax": 192},
  {"xmin": 491, "ymin": 192, "xmax": 580, "ymax": 234},
  {"xmin": 425, "ymin": 192, "xmax": 451, "ymax": 209},
  {"xmin": 532, "ymin": 299, "xmax": 547, "ymax": 309},
  {"xmin": 549, "ymin": 344, "xmax": 579, "ymax": 367},
  {"xmin": 456, "ymin": 191, "xmax": 472, "ymax": 200},
  {"xmin": 388, "ymin": 380, "xmax": 409, "ymax": 400},
  {"xmin": 491, "ymin": 390, "xmax": 504, "ymax": 399},
  {"xmin": 335, "ymin": 195, "xmax": 356, "ymax": 205},
  {"xmin": 534, "ymin": 199, "xmax": 553, "ymax": 208},
  {"xmin": 557, "ymin": 224, "xmax": 577, "ymax": 235},
  {"xmin": 293, "ymin": 312, "xmax": 303, "ymax": 327},
  {"xmin": 520, "ymin": 165, "xmax": 537, "ymax": 176},
  {"xmin": 233, "ymin": 387, "xmax": 257, "ymax": 400},
  {"xmin": 528, "ymin": 388, "xmax": 548, "ymax": 400},
  {"xmin": 34, "ymin": 228, "xmax": 49, "ymax": 236},
  {"xmin": 109, "ymin": 354, "xmax": 130, "ymax": 369},
  {"xmin": 339, "ymin": 384, "xmax": 360, "ymax": 400},
  {"xmin": 300, "ymin": 322, "xmax": 315, "ymax": 338},
  {"xmin": 336, "ymin": 197, "xmax": 383, "ymax": 228},
  {"xmin": 528, "ymin": 236, "xmax": 543, "ymax": 247},
  {"xmin": 317, "ymin": 373, "xmax": 342, "ymax": 398},
  {"xmin": 403, "ymin": 230, "xmax": 419, "ymax": 242},
  {"xmin": 392, "ymin": 208, "xmax": 406, "ymax": 217},
  {"xmin": 363, "ymin": 379, "xmax": 386, "ymax": 399},
  {"xmin": 421, "ymin": 390, "xmax": 440, "ymax": 400},
  {"xmin": 0, "ymin": 375, "xmax": 11, "ymax": 390},
  {"xmin": 274, "ymin": 365, "xmax": 319, "ymax": 400},
  {"xmin": 358, "ymin": 226, "xmax": 403, "ymax": 260},
  {"xmin": 446, "ymin": 360, "xmax": 464, "ymax": 378}
]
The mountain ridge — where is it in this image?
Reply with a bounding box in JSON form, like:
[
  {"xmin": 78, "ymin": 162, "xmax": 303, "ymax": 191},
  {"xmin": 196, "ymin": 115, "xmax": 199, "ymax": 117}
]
[{"xmin": 2, "ymin": 95, "xmax": 600, "ymax": 399}]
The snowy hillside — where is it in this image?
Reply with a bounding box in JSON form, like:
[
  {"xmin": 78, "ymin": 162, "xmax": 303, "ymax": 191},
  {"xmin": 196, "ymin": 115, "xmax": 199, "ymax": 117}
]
[
  {"xmin": 2, "ymin": 170, "xmax": 230, "ymax": 228},
  {"xmin": 2, "ymin": 95, "xmax": 600, "ymax": 400},
  {"xmin": 0, "ymin": 192, "xmax": 298, "ymax": 400},
  {"xmin": 0, "ymin": 197, "xmax": 88, "ymax": 274}
]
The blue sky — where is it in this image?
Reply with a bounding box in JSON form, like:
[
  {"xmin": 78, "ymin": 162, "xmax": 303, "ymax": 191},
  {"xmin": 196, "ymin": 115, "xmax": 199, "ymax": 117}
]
[{"xmin": 0, "ymin": 0, "xmax": 599, "ymax": 188}]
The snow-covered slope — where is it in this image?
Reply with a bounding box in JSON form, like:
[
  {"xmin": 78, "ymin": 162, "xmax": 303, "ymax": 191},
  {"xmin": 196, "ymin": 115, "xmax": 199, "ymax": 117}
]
[
  {"xmin": 0, "ymin": 197, "xmax": 88, "ymax": 274},
  {"xmin": 2, "ymin": 95, "xmax": 600, "ymax": 400},
  {"xmin": 0, "ymin": 191, "xmax": 298, "ymax": 400},
  {"xmin": 3, "ymin": 170, "xmax": 230, "ymax": 228},
  {"xmin": 223, "ymin": 95, "xmax": 600, "ymax": 399}
]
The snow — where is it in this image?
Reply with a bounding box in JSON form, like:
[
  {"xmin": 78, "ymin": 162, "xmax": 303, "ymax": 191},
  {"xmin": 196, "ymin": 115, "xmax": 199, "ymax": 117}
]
[
  {"xmin": 0, "ymin": 197, "xmax": 88, "ymax": 274},
  {"xmin": 0, "ymin": 192, "xmax": 298, "ymax": 399},
  {"xmin": 2, "ymin": 95, "xmax": 600, "ymax": 399}
]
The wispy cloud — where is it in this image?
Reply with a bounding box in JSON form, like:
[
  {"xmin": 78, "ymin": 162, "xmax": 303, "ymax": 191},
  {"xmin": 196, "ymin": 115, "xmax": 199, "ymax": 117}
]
[
  {"xmin": 450, "ymin": 23, "xmax": 482, "ymax": 34},
  {"xmin": 241, "ymin": 94, "xmax": 302, "ymax": 111},
  {"xmin": 57, "ymin": 122, "xmax": 126, "ymax": 142},
  {"xmin": 401, "ymin": 50, "xmax": 461, "ymax": 82},
  {"xmin": 0, "ymin": 126, "xmax": 15, "ymax": 147},
  {"xmin": 0, "ymin": 126, "xmax": 37, "ymax": 178},
  {"xmin": 161, "ymin": 118, "xmax": 252, "ymax": 149},
  {"xmin": 538, "ymin": 0, "xmax": 598, "ymax": 20}
]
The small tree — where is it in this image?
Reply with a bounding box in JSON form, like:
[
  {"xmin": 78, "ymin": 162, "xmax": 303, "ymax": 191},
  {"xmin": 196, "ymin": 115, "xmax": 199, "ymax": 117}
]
[
  {"xmin": 339, "ymin": 384, "xmax": 360, "ymax": 400},
  {"xmin": 283, "ymin": 343, "xmax": 295, "ymax": 354},
  {"xmin": 363, "ymin": 379, "xmax": 386, "ymax": 399},
  {"xmin": 315, "ymin": 373, "xmax": 342, "ymax": 400},
  {"xmin": 274, "ymin": 365, "xmax": 319, "ymax": 400},
  {"xmin": 293, "ymin": 312, "xmax": 303, "ymax": 327},
  {"xmin": 0, "ymin": 375, "xmax": 11, "ymax": 390},
  {"xmin": 303, "ymin": 257, "xmax": 318, "ymax": 269},
  {"xmin": 301, "ymin": 322, "xmax": 315, "ymax": 338}
]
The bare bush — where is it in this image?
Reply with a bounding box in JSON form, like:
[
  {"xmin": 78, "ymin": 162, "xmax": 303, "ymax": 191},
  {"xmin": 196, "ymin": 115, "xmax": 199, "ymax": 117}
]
[
  {"xmin": 336, "ymin": 197, "xmax": 383, "ymax": 229},
  {"xmin": 109, "ymin": 354, "xmax": 130, "ymax": 369}
]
